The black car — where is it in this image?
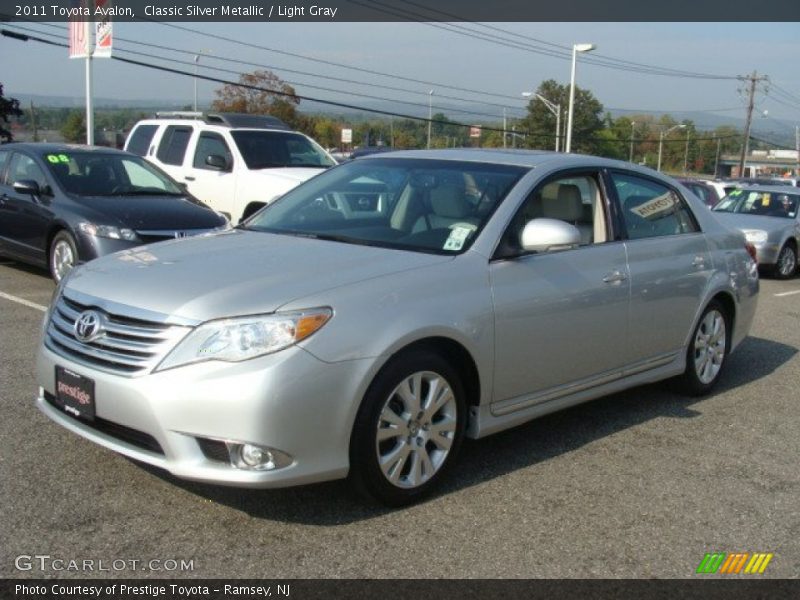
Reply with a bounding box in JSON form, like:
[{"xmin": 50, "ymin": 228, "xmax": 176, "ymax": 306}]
[{"xmin": 0, "ymin": 143, "xmax": 228, "ymax": 281}]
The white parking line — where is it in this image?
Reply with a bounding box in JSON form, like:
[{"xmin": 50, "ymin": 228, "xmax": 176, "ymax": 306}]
[
  {"xmin": 774, "ymin": 290, "xmax": 800, "ymax": 298},
  {"xmin": 0, "ymin": 291, "xmax": 47, "ymax": 312}
]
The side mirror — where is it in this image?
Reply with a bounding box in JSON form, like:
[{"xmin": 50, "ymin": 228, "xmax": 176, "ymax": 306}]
[
  {"xmin": 205, "ymin": 154, "xmax": 230, "ymax": 171},
  {"xmin": 520, "ymin": 218, "xmax": 581, "ymax": 253},
  {"xmin": 13, "ymin": 179, "xmax": 41, "ymax": 197}
]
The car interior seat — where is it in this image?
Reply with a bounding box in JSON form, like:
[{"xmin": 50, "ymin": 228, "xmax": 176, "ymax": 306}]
[{"xmin": 542, "ymin": 184, "xmax": 593, "ymax": 244}]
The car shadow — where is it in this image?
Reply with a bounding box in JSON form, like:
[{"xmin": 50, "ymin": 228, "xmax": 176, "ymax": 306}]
[
  {"xmin": 0, "ymin": 258, "xmax": 52, "ymax": 280},
  {"xmin": 135, "ymin": 335, "xmax": 795, "ymax": 523}
]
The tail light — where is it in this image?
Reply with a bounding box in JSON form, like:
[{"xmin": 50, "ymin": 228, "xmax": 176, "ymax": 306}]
[{"xmin": 745, "ymin": 242, "xmax": 758, "ymax": 264}]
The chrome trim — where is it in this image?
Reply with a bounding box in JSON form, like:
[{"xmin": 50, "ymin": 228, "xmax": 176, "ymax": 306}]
[{"xmin": 44, "ymin": 293, "xmax": 191, "ymax": 376}]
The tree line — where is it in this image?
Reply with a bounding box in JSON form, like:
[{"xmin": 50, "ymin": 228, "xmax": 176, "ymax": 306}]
[{"xmin": 1, "ymin": 73, "xmax": 762, "ymax": 176}]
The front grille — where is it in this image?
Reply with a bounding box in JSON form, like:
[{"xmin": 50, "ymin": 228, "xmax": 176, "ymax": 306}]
[
  {"xmin": 45, "ymin": 294, "xmax": 189, "ymax": 376},
  {"xmin": 135, "ymin": 228, "xmax": 216, "ymax": 244},
  {"xmin": 44, "ymin": 392, "xmax": 165, "ymax": 455}
]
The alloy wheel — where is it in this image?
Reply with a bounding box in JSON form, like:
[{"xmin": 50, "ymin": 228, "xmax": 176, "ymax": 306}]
[
  {"xmin": 375, "ymin": 370, "xmax": 458, "ymax": 489},
  {"xmin": 51, "ymin": 239, "xmax": 75, "ymax": 282},
  {"xmin": 693, "ymin": 309, "xmax": 726, "ymax": 385}
]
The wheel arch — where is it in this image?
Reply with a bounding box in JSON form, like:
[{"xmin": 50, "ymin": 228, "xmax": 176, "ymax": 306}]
[{"xmin": 371, "ymin": 336, "xmax": 482, "ymax": 411}]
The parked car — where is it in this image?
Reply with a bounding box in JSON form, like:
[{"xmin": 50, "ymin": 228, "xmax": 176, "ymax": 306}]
[
  {"xmin": 0, "ymin": 143, "xmax": 229, "ymax": 282},
  {"xmin": 676, "ymin": 178, "xmax": 724, "ymax": 207},
  {"xmin": 35, "ymin": 150, "xmax": 758, "ymax": 506},
  {"xmin": 712, "ymin": 186, "xmax": 800, "ymax": 279},
  {"xmin": 125, "ymin": 112, "xmax": 336, "ymax": 224}
]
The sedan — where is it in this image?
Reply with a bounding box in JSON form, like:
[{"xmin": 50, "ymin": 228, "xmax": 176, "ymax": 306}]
[
  {"xmin": 0, "ymin": 143, "xmax": 229, "ymax": 281},
  {"xmin": 711, "ymin": 186, "xmax": 800, "ymax": 279},
  {"xmin": 35, "ymin": 150, "xmax": 758, "ymax": 506}
]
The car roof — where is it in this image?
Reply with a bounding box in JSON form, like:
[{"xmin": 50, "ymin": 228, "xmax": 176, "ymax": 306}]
[
  {"xmin": 0, "ymin": 142, "xmax": 130, "ymax": 156},
  {"xmin": 355, "ymin": 148, "xmax": 663, "ymax": 175},
  {"xmin": 730, "ymin": 185, "xmax": 800, "ymax": 195}
]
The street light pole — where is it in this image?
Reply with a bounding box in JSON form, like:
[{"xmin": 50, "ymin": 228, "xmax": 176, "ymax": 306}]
[
  {"xmin": 193, "ymin": 49, "xmax": 212, "ymax": 112},
  {"xmin": 657, "ymin": 124, "xmax": 686, "ymax": 172},
  {"xmin": 522, "ymin": 92, "xmax": 561, "ymax": 151},
  {"xmin": 683, "ymin": 130, "xmax": 691, "ymax": 174},
  {"xmin": 565, "ymin": 43, "xmax": 596, "ymax": 154}
]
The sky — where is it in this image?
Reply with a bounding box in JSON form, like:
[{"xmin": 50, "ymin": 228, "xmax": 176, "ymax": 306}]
[{"xmin": 2, "ymin": 21, "xmax": 799, "ymax": 134}]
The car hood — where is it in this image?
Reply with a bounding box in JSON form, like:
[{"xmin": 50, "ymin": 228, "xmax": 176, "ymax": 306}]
[
  {"xmin": 251, "ymin": 167, "xmax": 325, "ymax": 184},
  {"xmin": 711, "ymin": 212, "xmax": 793, "ymax": 233},
  {"xmin": 66, "ymin": 230, "xmax": 452, "ymax": 322},
  {"xmin": 73, "ymin": 194, "xmax": 224, "ymax": 230}
]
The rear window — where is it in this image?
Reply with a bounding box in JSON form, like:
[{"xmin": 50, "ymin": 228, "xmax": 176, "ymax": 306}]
[
  {"xmin": 126, "ymin": 125, "xmax": 158, "ymax": 157},
  {"xmin": 156, "ymin": 125, "xmax": 193, "ymax": 166}
]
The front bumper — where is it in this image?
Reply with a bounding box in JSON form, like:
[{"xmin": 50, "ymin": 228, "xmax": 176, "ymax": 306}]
[
  {"xmin": 36, "ymin": 342, "xmax": 373, "ymax": 488},
  {"xmin": 751, "ymin": 242, "xmax": 780, "ymax": 266}
]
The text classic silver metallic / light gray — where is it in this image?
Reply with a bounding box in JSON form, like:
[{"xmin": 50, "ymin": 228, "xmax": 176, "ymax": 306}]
[{"xmin": 36, "ymin": 150, "xmax": 759, "ymax": 506}]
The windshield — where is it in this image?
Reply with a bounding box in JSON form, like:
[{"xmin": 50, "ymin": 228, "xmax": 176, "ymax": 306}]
[
  {"xmin": 43, "ymin": 151, "xmax": 184, "ymax": 197},
  {"xmin": 713, "ymin": 189, "xmax": 798, "ymax": 219},
  {"xmin": 244, "ymin": 158, "xmax": 527, "ymax": 254},
  {"xmin": 230, "ymin": 130, "xmax": 336, "ymax": 169}
]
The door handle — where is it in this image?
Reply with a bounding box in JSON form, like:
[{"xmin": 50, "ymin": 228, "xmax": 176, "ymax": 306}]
[
  {"xmin": 692, "ymin": 255, "xmax": 706, "ymax": 268},
  {"xmin": 602, "ymin": 270, "xmax": 628, "ymax": 284},
  {"xmin": 184, "ymin": 176, "xmax": 196, "ymax": 181}
]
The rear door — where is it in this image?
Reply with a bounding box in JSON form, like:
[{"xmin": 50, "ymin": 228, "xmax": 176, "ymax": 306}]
[{"xmin": 608, "ymin": 170, "xmax": 713, "ymax": 366}]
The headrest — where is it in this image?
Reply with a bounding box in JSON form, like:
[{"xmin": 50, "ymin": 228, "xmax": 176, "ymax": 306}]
[
  {"xmin": 543, "ymin": 184, "xmax": 584, "ymax": 221},
  {"xmin": 430, "ymin": 184, "xmax": 470, "ymax": 218}
]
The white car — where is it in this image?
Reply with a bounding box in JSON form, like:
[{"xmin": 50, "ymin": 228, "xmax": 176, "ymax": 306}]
[{"xmin": 125, "ymin": 112, "xmax": 336, "ymax": 224}]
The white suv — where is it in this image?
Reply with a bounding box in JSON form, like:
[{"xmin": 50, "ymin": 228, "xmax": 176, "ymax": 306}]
[{"xmin": 125, "ymin": 112, "xmax": 336, "ymax": 223}]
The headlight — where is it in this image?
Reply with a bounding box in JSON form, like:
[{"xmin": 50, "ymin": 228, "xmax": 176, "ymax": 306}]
[
  {"xmin": 156, "ymin": 308, "xmax": 332, "ymax": 371},
  {"xmin": 743, "ymin": 229, "xmax": 768, "ymax": 243},
  {"xmin": 78, "ymin": 222, "xmax": 138, "ymax": 241}
]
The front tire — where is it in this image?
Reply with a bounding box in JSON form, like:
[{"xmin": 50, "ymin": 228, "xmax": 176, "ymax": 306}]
[
  {"xmin": 49, "ymin": 231, "xmax": 78, "ymax": 283},
  {"xmin": 349, "ymin": 351, "xmax": 466, "ymax": 506},
  {"xmin": 678, "ymin": 301, "xmax": 729, "ymax": 396},
  {"xmin": 774, "ymin": 243, "xmax": 797, "ymax": 280}
]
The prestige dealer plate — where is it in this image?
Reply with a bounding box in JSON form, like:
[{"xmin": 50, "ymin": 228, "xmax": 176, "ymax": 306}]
[{"xmin": 55, "ymin": 366, "xmax": 95, "ymax": 421}]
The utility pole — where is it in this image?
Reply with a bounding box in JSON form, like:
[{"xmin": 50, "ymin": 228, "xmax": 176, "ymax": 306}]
[
  {"xmin": 714, "ymin": 137, "xmax": 722, "ymax": 178},
  {"xmin": 796, "ymin": 125, "xmax": 799, "ymax": 176},
  {"xmin": 684, "ymin": 131, "xmax": 690, "ymax": 174},
  {"xmin": 629, "ymin": 120, "xmax": 635, "ymax": 162},
  {"xmin": 30, "ymin": 100, "xmax": 38, "ymax": 142},
  {"xmin": 738, "ymin": 71, "xmax": 769, "ymax": 178},
  {"xmin": 503, "ymin": 108, "xmax": 507, "ymax": 149}
]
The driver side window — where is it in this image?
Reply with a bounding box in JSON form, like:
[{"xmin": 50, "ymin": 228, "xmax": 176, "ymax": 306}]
[{"xmin": 498, "ymin": 173, "xmax": 608, "ymax": 257}]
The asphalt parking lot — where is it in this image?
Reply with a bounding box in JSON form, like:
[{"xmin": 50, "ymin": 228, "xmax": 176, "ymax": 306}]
[{"xmin": 0, "ymin": 259, "xmax": 798, "ymax": 579}]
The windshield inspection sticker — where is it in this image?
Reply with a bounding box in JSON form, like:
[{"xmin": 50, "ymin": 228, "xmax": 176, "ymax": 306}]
[{"xmin": 443, "ymin": 226, "xmax": 473, "ymax": 251}]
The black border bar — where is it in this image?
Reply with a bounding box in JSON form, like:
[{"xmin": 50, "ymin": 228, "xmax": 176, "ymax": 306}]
[
  {"xmin": 2, "ymin": 0, "xmax": 800, "ymax": 22},
  {"xmin": 3, "ymin": 579, "xmax": 800, "ymax": 600}
]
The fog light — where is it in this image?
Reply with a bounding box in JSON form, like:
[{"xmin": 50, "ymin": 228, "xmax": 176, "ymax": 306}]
[
  {"xmin": 224, "ymin": 441, "xmax": 292, "ymax": 471},
  {"xmin": 242, "ymin": 444, "xmax": 274, "ymax": 468}
]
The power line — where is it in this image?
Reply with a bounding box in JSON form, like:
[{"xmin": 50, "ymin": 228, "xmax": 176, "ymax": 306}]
[{"xmin": 347, "ymin": 0, "xmax": 739, "ymax": 80}]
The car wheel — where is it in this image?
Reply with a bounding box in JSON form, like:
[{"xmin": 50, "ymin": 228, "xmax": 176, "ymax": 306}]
[
  {"xmin": 349, "ymin": 351, "xmax": 466, "ymax": 506},
  {"xmin": 679, "ymin": 301, "xmax": 729, "ymax": 396},
  {"xmin": 49, "ymin": 231, "xmax": 78, "ymax": 283},
  {"xmin": 774, "ymin": 243, "xmax": 797, "ymax": 280}
]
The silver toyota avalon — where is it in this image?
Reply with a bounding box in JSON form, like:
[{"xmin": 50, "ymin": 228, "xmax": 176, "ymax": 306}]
[{"xmin": 36, "ymin": 150, "xmax": 759, "ymax": 506}]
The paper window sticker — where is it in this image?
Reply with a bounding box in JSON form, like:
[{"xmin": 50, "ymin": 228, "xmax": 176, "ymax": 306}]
[{"xmin": 443, "ymin": 226, "xmax": 473, "ymax": 251}]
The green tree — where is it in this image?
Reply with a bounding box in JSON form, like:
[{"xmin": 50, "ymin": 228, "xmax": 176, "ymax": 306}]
[
  {"xmin": 60, "ymin": 111, "xmax": 86, "ymax": 143},
  {"xmin": 0, "ymin": 83, "xmax": 23, "ymax": 142},
  {"xmin": 212, "ymin": 69, "xmax": 300, "ymax": 128}
]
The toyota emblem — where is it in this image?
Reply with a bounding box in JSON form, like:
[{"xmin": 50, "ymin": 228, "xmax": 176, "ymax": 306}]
[{"xmin": 74, "ymin": 310, "xmax": 104, "ymax": 343}]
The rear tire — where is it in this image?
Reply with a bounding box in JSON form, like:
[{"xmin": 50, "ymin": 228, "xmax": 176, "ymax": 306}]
[
  {"xmin": 49, "ymin": 231, "xmax": 78, "ymax": 283},
  {"xmin": 349, "ymin": 351, "xmax": 466, "ymax": 506},
  {"xmin": 678, "ymin": 301, "xmax": 729, "ymax": 396},
  {"xmin": 774, "ymin": 243, "xmax": 797, "ymax": 280}
]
